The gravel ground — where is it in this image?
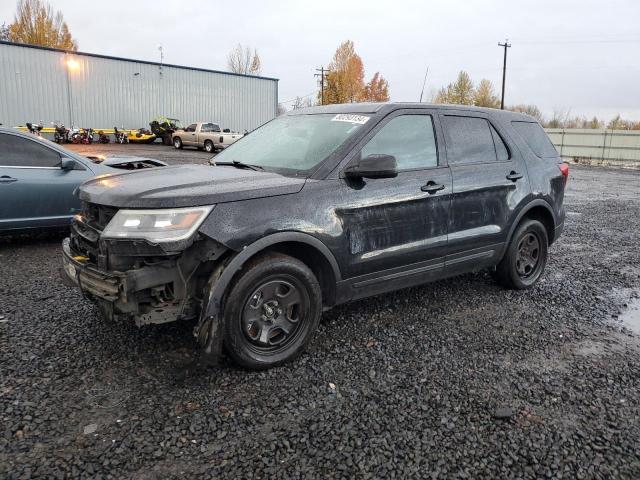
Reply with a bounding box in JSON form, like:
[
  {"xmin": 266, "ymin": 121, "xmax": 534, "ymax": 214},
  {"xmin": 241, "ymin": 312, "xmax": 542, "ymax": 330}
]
[
  {"xmin": 64, "ymin": 141, "xmax": 215, "ymax": 166},
  {"xmin": 1, "ymin": 161, "xmax": 640, "ymax": 479}
]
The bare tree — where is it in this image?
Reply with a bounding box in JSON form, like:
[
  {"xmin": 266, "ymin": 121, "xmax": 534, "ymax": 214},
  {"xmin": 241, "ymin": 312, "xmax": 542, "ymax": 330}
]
[
  {"xmin": 0, "ymin": 22, "xmax": 9, "ymax": 41},
  {"xmin": 227, "ymin": 44, "xmax": 262, "ymax": 75},
  {"xmin": 292, "ymin": 96, "xmax": 314, "ymax": 110},
  {"xmin": 508, "ymin": 104, "xmax": 545, "ymax": 124}
]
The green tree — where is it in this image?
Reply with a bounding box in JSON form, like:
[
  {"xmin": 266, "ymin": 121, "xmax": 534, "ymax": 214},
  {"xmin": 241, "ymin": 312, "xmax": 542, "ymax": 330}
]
[
  {"xmin": 473, "ymin": 79, "xmax": 500, "ymax": 108},
  {"xmin": 452, "ymin": 71, "xmax": 475, "ymax": 105},
  {"xmin": 585, "ymin": 116, "xmax": 603, "ymax": 129},
  {"xmin": 434, "ymin": 71, "xmax": 475, "ymax": 105},
  {"xmin": 8, "ymin": 0, "xmax": 77, "ymax": 50}
]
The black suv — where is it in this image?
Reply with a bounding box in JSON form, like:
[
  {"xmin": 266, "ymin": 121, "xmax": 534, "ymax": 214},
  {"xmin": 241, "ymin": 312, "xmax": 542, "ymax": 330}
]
[{"xmin": 62, "ymin": 103, "xmax": 567, "ymax": 369}]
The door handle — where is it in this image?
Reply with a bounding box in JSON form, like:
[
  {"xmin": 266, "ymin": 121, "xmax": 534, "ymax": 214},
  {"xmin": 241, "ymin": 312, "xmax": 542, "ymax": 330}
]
[
  {"xmin": 506, "ymin": 171, "xmax": 523, "ymax": 181},
  {"xmin": 0, "ymin": 175, "xmax": 18, "ymax": 184},
  {"xmin": 421, "ymin": 181, "xmax": 445, "ymax": 194}
]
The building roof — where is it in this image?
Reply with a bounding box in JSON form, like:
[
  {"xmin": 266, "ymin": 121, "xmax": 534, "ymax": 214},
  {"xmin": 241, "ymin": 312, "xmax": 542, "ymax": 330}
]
[{"xmin": 0, "ymin": 40, "xmax": 278, "ymax": 82}]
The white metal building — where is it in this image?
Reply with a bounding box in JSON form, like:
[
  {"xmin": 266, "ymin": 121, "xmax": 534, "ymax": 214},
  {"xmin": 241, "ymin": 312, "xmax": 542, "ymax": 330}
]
[{"xmin": 0, "ymin": 41, "xmax": 278, "ymax": 132}]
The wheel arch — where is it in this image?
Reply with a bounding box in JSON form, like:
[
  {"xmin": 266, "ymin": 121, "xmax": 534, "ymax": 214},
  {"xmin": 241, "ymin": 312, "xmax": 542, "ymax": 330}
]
[
  {"xmin": 203, "ymin": 232, "xmax": 341, "ymax": 319},
  {"xmin": 504, "ymin": 200, "xmax": 557, "ymax": 256}
]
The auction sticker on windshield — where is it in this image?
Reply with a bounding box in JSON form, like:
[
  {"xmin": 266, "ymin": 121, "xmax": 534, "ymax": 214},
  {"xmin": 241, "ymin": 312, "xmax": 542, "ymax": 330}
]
[{"xmin": 331, "ymin": 114, "xmax": 370, "ymax": 124}]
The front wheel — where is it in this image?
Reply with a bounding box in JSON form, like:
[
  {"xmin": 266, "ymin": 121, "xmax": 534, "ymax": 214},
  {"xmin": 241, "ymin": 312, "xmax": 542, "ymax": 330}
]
[
  {"xmin": 173, "ymin": 137, "xmax": 182, "ymax": 149},
  {"xmin": 493, "ymin": 219, "xmax": 548, "ymax": 289},
  {"xmin": 223, "ymin": 253, "xmax": 322, "ymax": 369}
]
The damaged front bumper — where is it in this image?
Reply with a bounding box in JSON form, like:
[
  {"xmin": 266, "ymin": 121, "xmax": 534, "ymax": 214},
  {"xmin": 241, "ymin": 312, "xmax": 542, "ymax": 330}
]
[
  {"xmin": 61, "ymin": 237, "xmax": 199, "ymax": 326},
  {"xmin": 62, "ymin": 237, "xmax": 125, "ymax": 301}
]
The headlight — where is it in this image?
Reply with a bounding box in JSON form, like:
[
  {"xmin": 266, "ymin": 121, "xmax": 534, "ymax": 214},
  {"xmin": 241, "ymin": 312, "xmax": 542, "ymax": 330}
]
[{"xmin": 102, "ymin": 206, "xmax": 213, "ymax": 242}]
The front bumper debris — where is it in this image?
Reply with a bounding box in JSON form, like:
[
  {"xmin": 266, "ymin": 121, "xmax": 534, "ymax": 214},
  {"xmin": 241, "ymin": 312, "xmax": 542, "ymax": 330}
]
[{"xmin": 62, "ymin": 238, "xmax": 123, "ymax": 301}]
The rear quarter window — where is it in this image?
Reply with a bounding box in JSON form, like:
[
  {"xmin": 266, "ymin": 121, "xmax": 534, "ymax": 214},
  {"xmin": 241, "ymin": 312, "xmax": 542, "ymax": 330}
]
[{"xmin": 511, "ymin": 121, "xmax": 558, "ymax": 158}]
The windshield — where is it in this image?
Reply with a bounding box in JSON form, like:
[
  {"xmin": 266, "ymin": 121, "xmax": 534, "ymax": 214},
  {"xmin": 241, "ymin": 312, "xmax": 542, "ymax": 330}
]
[{"xmin": 213, "ymin": 113, "xmax": 370, "ymax": 175}]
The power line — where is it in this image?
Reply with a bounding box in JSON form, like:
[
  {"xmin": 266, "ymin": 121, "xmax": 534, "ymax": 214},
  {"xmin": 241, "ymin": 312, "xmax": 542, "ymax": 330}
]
[
  {"xmin": 279, "ymin": 91, "xmax": 316, "ymax": 104},
  {"xmin": 498, "ymin": 39, "xmax": 511, "ymax": 110}
]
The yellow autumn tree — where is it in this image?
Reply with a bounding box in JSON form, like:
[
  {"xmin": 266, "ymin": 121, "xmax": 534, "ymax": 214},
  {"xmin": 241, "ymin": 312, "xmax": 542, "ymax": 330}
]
[
  {"xmin": 320, "ymin": 41, "xmax": 391, "ymax": 105},
  {"xmin": 323, "ymin": 41, "xmax": 365, "ymax": 104},
  {"xmin": 8, "ymin": 0, "xmax": 77, "ymax": 50},
  {"xmin": 361, "ymin": 72, "xmax": 390, "ymax": 102}
]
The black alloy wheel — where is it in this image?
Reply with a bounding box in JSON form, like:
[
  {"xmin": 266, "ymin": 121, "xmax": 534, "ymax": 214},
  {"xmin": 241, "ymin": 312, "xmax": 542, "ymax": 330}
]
[
  {"xmin": 223, "ymin": 253, "xmax": 322, "ymax": 369},
  {"xmin": 493, "ymin": 218, "xmax": 548, "ymax": 289}
]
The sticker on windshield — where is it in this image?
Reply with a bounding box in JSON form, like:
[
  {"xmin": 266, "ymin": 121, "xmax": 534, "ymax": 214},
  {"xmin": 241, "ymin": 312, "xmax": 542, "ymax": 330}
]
[{"xmin": 331, "ymin": 114, "xmax": 370, "ymax": 125}]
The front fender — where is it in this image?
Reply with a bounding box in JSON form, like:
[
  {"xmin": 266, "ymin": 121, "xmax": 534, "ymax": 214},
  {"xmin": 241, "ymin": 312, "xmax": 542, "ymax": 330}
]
[{"xmin": 196, "ymin": 231, "xmax": 341, "ymax": 364}]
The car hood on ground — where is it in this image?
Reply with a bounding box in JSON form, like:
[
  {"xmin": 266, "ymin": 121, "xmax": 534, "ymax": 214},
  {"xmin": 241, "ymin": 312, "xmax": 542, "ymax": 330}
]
[{"xmin": 78, "ymin": 164, "xmax": 306, "ymax": 208}]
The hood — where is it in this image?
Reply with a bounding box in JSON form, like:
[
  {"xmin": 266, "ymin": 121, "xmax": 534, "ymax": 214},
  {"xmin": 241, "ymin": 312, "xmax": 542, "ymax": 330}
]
[
  {"xmin": 78, "ymin": 164, "xmax": 306, "ymax": 208},
  {"xmin": 86, "ymin": 155, "xmax": 168, "ymax": 169}
]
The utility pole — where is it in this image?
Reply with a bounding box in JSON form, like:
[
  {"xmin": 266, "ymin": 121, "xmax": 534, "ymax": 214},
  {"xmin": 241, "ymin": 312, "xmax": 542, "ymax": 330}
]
[
  {"xmin": 314, "ymin": 66, "xmax": 329, "ymax": 105},
  {"xmin": 498, "ymin": 40, "xmax": 511, "ymax": 110}
]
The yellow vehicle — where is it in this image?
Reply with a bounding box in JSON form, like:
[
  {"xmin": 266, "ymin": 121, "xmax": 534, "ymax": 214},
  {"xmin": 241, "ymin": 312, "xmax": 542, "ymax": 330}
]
[{"xmin": 127, "ymin": 128, "xmax": 156, "ymax": 143}]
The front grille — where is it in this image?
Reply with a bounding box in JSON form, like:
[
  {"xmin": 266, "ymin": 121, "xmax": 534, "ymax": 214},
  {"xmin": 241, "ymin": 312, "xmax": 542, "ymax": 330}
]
[
  {"xmin": 70, "ymin": 202, "xmax": 119, "ymax": 264},
  {"xmin": 81, "ymin": 201, "xmax": 119, "ymax": 231}
]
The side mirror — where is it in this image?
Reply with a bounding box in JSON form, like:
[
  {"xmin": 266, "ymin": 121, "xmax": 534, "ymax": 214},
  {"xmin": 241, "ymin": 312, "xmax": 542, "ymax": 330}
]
[
  {"xmin": 60, "ymin": 157, "xmax": 77, "ymax": 170},
  {"xmin": 344, "ymin": 154, "xmax": 398, "ymax": 179}
]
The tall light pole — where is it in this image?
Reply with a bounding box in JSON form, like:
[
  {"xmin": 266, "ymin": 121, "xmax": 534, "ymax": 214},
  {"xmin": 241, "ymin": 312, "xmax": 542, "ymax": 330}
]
[
  {"xmin": 64, "ymin": 55, "xmax": 80, "ymax": 126},
  {"xmin": 498, "ymin": 40, "xmax": 511, "ymax": 110}
]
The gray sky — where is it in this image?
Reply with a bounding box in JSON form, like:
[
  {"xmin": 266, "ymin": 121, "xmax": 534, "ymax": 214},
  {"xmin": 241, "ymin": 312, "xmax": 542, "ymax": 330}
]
[{"xmin": 2, "ymin": 0, "xmax": 639, "ymax": 121}]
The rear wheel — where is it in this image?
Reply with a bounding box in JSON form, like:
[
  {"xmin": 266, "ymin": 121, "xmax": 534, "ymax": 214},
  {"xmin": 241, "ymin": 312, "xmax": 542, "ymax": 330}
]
[
  {"xmin": 223, "ymin": 253, "xmax": 322, "ymax": 369},
  {"xmin": 204, "ymin": 140, "xmax": 214, "ymax": 153},
  {"xmin": 173, "ymin": 137, "xmax": 183, "ymax": 149},
  {"xmin": 493, "ymin": 219, "xmax": 548, "ymax": 289}
]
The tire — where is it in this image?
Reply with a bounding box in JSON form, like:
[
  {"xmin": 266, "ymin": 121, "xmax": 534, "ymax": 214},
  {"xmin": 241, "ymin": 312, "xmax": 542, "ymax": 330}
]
[
  {"xmin": 173, "ymin": 137, "xmax": 183, "ymax": 149},
  {"xmin": 223, "ymin": 253, "xmax": 322, "ymax": 370},
  {"xmin": 204, "ymin": 140, "xmax": 214, "ymax": 153},
  {"xmin": 493, "ymin": 219, "xmax": 548, "ymax": 289},
  {"xmin": 163, "ymin": 134, "xmax": 173, "ymax": 146}
]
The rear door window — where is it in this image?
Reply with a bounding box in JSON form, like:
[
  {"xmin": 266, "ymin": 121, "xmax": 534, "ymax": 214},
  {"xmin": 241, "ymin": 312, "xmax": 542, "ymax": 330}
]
[
  {"xmin": 511, "ymin": 121, "xmax": 558, "ymax": 158},
  {"xmin": 0, "ymin": 134, "xmax": 61, "ymax": 167},
  {"xmin": 442, "ymin": 116, "xmax": 498, "ymax": 165},
  {"xmin": 490, "ymin": 125, "xmax": 510, "ymax": 161}
]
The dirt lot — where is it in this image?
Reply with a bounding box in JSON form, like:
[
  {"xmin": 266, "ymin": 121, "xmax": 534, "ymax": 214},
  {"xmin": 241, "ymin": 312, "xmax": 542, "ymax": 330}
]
[{"xmin": 1, "ymin": 147, "xmax": 639, "ymax": 478}]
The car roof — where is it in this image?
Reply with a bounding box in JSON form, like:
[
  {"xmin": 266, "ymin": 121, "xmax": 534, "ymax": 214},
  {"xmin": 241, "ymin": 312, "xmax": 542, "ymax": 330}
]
[{"xmin": 287, "ymin": 102, "xmax": 539, "ymax": 122}]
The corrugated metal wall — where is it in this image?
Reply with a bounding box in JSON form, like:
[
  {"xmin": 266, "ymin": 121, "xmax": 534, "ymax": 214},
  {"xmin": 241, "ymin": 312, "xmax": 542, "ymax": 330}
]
[
  {"xmin": 0, "ymin": 41, "xmax": 277, "ymax": 132},
  {"xmin": 546, "ymin": 128, "xmax": 640, "ymax": 163}
]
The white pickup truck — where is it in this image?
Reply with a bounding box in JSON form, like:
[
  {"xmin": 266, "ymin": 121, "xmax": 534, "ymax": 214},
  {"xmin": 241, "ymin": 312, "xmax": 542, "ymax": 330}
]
[{"xmin": 172, "ymin": 122, "xmax": 243, "ymax": 153}]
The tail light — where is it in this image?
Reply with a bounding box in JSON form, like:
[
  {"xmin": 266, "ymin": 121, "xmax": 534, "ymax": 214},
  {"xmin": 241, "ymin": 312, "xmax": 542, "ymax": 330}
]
[{"xmin": 559, "ymin": 163, "xmax": 569, "ymax": 186}]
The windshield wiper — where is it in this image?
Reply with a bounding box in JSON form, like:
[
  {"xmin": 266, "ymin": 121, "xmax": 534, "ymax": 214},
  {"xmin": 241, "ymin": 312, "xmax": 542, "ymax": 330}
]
[{"xmin": 214, "ymin": 160, "xmax": 264, "ymax": 171}]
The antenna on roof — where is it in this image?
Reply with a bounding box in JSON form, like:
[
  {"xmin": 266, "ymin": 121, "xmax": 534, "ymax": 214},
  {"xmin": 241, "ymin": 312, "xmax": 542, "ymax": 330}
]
[{"xmin": 419, "ymin": 67, "xmax": 429, "ymax": 103}]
